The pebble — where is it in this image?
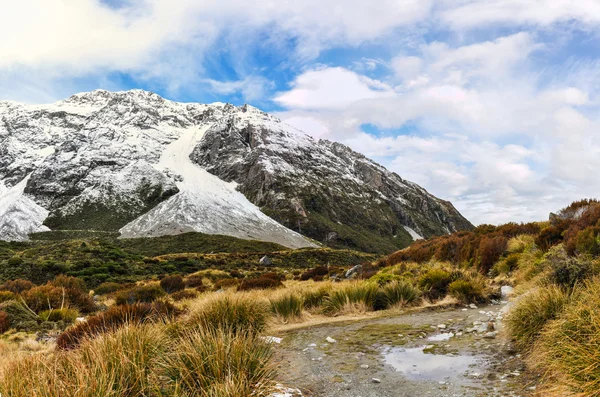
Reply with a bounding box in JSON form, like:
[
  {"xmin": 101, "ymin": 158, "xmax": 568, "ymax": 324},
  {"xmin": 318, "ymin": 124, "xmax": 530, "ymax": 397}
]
[
  {"xmin": 437, "ymin": 324, "xmax": 447, "ymax": 329},
  {"xmin": 360, "ymin": 364, "xmax": 369, "ymax": 369},
  {"xmin": 469, "ymin": 304, "xmax": 478, "ymax": 309},
  {"xmin": 326, "ymin": 337, "xmax": 336, "ymax": 344},
  {"xmin": 483, "ymin": 332, "xmax": 497, "ymax": 339},
  {"xmin": 371, "ymin": 378, "xmax": 381, "ymax": 384}
]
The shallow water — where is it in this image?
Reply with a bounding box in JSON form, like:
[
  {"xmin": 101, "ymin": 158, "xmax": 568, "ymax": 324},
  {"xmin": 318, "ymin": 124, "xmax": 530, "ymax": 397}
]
[{"xmin": 382, "ymin": 346, "xmax": 482, "ymax": 381}]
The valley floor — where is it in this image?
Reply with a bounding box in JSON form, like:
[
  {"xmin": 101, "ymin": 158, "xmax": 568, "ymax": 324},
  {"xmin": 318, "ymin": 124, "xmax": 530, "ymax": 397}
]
[{"xmin": 272, "ymin": 302, "xmax": 534, "ymax": 397}]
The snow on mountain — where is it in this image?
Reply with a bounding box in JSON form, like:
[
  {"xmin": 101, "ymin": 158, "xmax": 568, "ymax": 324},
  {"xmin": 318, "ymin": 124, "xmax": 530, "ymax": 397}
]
[
  {"xmin": 0, "ymin": 89, "xmax": 472, "ymax": 251},
  {"xmin": 120, "ymin": 124, "xmax": 315, "ymax": 249}
]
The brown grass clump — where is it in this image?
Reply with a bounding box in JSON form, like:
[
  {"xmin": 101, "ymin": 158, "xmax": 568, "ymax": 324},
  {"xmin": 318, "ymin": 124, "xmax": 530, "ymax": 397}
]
[
  {"xmin": 56, "ymin": 302, "xmax": 180, "ymax": 350},
  {"xmin": 506, "ymin": 286, "xmax": 571, "ymax": 351},
  {"xmin": 187, "ymin": 294, "xmax": 268, "ymax": 335},
  {"xmin": 530, "ymin": 278, "xmax": 600, "ymax": 395}
]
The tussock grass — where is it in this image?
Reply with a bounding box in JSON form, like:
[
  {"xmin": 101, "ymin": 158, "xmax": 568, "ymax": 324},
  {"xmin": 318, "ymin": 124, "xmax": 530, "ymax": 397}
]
[
  {"xmin": 530, "ymin": 278, "xmax": 600, "ymax": 395},
  {"xmin": 447, "ymin": 273, "xmax": 487, "ymax": 304},
  {"xmin": 161, "ymin": 328, "xmax": 274, "ymax": 396},
  {"xmin": 270, "ymin": 292, "xmax": 303, "ymax": 322},
  {"xmin": 381, "ymin": 280, "xmax": 420, "ymax": 308},
  {"xmin": 506, "ymin": 286, "xmax": 571, "ymax": 351},
  {"xmin": 322, "ymin": 282, "xmax": 378, "ymax": 315},
  {"xmin": 0, "ymin": 323, "xmax": 275, "ymax": 397},
  {"xmin": 187, "ymin": 294, "xmax": 268, "ymax": 335}
]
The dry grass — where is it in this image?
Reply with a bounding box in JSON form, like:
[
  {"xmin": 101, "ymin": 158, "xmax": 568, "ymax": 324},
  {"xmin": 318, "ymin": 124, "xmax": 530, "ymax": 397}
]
[{"xmin": 529, "ymin": 278, "xmax": 600, "ymax": 396}]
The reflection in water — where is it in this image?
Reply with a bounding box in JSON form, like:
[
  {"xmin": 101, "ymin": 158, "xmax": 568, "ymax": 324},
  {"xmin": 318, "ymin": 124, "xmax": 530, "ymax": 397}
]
[{"xmin": 383, "ymin": 346, "xmax": 481, "ymax": 381}]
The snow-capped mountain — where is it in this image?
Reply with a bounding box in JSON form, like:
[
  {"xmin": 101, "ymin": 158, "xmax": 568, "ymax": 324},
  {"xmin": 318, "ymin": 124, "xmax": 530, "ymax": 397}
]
[{"xmin": 0, "ymin": 90, "xmax": 472, "ymax": 252}]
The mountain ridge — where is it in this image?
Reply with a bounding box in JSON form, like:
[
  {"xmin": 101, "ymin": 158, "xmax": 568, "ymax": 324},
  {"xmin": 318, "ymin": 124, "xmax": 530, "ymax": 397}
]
[{"xmin": 0, "ymin": 89, "xmax": 473, "ymax": 252}]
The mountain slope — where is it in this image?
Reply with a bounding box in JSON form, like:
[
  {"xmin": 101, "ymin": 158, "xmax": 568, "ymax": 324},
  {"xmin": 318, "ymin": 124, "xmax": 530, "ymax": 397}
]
[{"xmin": 0, "ymin": 89, "xmax": 472, "ymax": 252}]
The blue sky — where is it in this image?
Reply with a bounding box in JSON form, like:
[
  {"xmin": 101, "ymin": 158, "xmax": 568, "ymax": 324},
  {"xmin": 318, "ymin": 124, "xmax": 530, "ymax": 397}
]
[{"xmin": 2, "ymin": 0, "xmax": 600, "ymax": 225}]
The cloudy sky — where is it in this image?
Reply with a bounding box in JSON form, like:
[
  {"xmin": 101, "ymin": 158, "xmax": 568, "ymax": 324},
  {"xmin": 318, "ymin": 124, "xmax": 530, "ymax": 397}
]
[{"xmin": 2, "ymin": 0, "xmax": 600, "ymax": 225}]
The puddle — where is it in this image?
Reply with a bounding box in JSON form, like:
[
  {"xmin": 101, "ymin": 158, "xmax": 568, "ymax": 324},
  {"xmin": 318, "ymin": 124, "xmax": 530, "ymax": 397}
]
[
  {"xmin": 382, "ymin": 346, "xmax": 483, "ymax": 381},
  {"xmin": 427, "ymin": 332, "xmax": 454, "ymax": 341}
]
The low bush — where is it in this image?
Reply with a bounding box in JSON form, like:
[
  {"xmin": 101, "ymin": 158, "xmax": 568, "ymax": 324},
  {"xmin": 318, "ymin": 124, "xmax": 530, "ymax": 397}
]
[
  {"xmin": 0, "ymin": 300, "xmax": 39, "ymax": 331},
  {"xmin": 187, "ymin": 295, "xmax": 267, "ymax": 335},
  {"xmin": 94, "ymin": 282, "xmax": 128, "ymax": 295},
  {"xmin": 300, "ymin": 266, "xmax": 329, "ymax": 281},
  {"xmin": 545, "ymin": 245, "xmax": 594, "ymax": 289},
  {"xmin": 212, "ymin": 278, "xmax": 239, "ymax": 290},
  {"xmin": 0, "ymin": 291, "xmax": 15, "ymax": 303},
  {"xmin": 506, "ymin": 286, "xmax": 571, "ymax": 351},
  {"xmin": 418, "ymin": 268, "xmax": 452, "ymax": 300},
  {"xmin": 184, "ymin": 274, "xmax": 205, "ymax": 288},
  {"xmin": 448, "ymin": 277, "xmax": 486, "ymax": 304},
  {"xmin": 171, "ymin": 289, "xmax": 199, "ymax": 301},
  {"xmin": 115, "ymin": 284, "xmax": 165, "ymax": 305},
  {"xmin": 322, "ymin": 282, "xmax": 379, "ymax": 315},
  {"xmin": 382, "ymin": 280, "xmax": 420, "ymax": 308},
  {"xmin": 160, "ymin": 275, "xmax": 185, "ymax": 294},
  {"xmin": 0, "ymin": 279, "xmax": 34, "ymax": 294},
  {"xmin": 270, "ymin": 293, "xmax": 303, "ymax": 321},
  {"xmin": 237, "ymin": 275, "xmax": 283, "ymax": 291},
  {"xmin": 56, "ymin": 302, "xmax": 179, "ymax": 350},
  {"xmin": 0, "ymin": 311, "xmax": 9, "ymax": 333},
  {"xmin": 533, "ymin": 278, "xmax": 600, "ymax": 395},
  {"xmin": 369, "ymin": 272, "xmax": 402, "ymax": 286},
  {"xmin": 38, "ymin": 308, "xmax": 79, "ymax": 324}
]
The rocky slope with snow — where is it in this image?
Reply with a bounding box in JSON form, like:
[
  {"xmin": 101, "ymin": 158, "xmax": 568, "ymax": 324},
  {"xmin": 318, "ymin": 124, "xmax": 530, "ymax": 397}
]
[{"xmin": 0, "ymin": 90, "xmax": 472, "ymax": 252}]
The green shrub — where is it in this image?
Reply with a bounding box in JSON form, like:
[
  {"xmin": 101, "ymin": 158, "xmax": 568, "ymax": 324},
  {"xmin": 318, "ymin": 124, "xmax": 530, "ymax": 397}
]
[
  {"xmin": 506, "ymin": 286, "xmax": 571, "ymax": 351},
  {"xmin": 160, "ymin": 275, "xmax": 185, "ymax": 294},
  {"xmin": 574, "ymin": 226, "xmax": 600, "ymax": 256},
  {"xmin": 382, "ymin": 280, "xmax": 420, "ymax": 308},
  {"xmin": 0, "ymin": 291, "xmax": 15, "ymax": 303},
  {"xmin": 270, "ymin": 293, "xmax": 303, "ymax": 321},
  {"xmin": 322, "ymin": 282, "xmax": 379, "ymax": 315},
  {"xmin": 94, "ymin": 282, "xmax": 128, "ymax": 295},
  {"xmin": 187, "ymin": 295, "xmax": 267, "ymax": 335},
  {"xmin": 448, "ymin": 278, "xmax": 485, "ymax": 304},
  {"xmin": 369, "ymin": 273, "xmax": 402, "ymax": 286},
  {"xmin": 0, "ymin": 300, "xmax": 39, "ymax": 331},
  {"xmin": 546, "ymin": 246, "xmax": 593, "ymax": 289},
  {"xmin": 39, "ymin": 308, "xmax": 80, "ymax": 324},
  {"xmin": 115, "ymin": 284, "xmax": 165, "ymax": 305},
  {"xmin": 418, "ymin": 268, "xmax": 452, "ymax": 300}
]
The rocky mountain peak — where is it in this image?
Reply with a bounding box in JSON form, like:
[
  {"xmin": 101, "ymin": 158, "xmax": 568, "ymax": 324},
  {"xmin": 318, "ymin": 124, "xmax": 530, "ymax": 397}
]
[{"xmin": 0, "ymin": 90, "xmax": 473, "ymax": 252}]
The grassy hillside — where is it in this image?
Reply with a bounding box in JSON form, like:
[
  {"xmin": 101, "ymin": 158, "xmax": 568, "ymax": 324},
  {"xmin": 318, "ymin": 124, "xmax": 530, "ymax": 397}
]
[{"xmin": 0, "ymin": 232, "xmax": 377, "ymax": 287}]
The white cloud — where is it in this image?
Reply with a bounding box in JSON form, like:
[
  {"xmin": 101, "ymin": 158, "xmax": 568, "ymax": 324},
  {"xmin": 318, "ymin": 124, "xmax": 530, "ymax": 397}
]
[
  {"xmin": 276, "ymin": 32, "xmax": 600, "ymax": 225},
  {"xmin": 439, "ymin": 0, "xmax": 600, "ymax": 30},
  {"xmin": 274, "ymin": 67, "xmax": 395, "ymax": 110}
]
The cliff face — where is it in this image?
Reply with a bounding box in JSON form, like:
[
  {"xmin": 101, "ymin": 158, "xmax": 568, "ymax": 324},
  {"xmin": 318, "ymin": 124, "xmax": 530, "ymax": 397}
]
[
  {"xmin": 0, "ymin": 90, "xmax": 472, "ymax": 252},
  {"xmin": 191, "ymin": 106, "xmax": 473, "ymax": 252}
]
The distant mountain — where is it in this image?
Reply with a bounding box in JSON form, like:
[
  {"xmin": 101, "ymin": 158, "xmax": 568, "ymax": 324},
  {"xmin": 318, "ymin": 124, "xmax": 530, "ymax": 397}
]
[{"xmin": 0, "ymin": 90, "xmax": 473, "ymax": 252}]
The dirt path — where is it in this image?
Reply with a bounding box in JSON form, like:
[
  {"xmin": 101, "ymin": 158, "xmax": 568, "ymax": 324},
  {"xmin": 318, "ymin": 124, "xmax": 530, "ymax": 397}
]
[{"xmin": 271, "ymin": 302, "xmax": 535, "ymax": 397}]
